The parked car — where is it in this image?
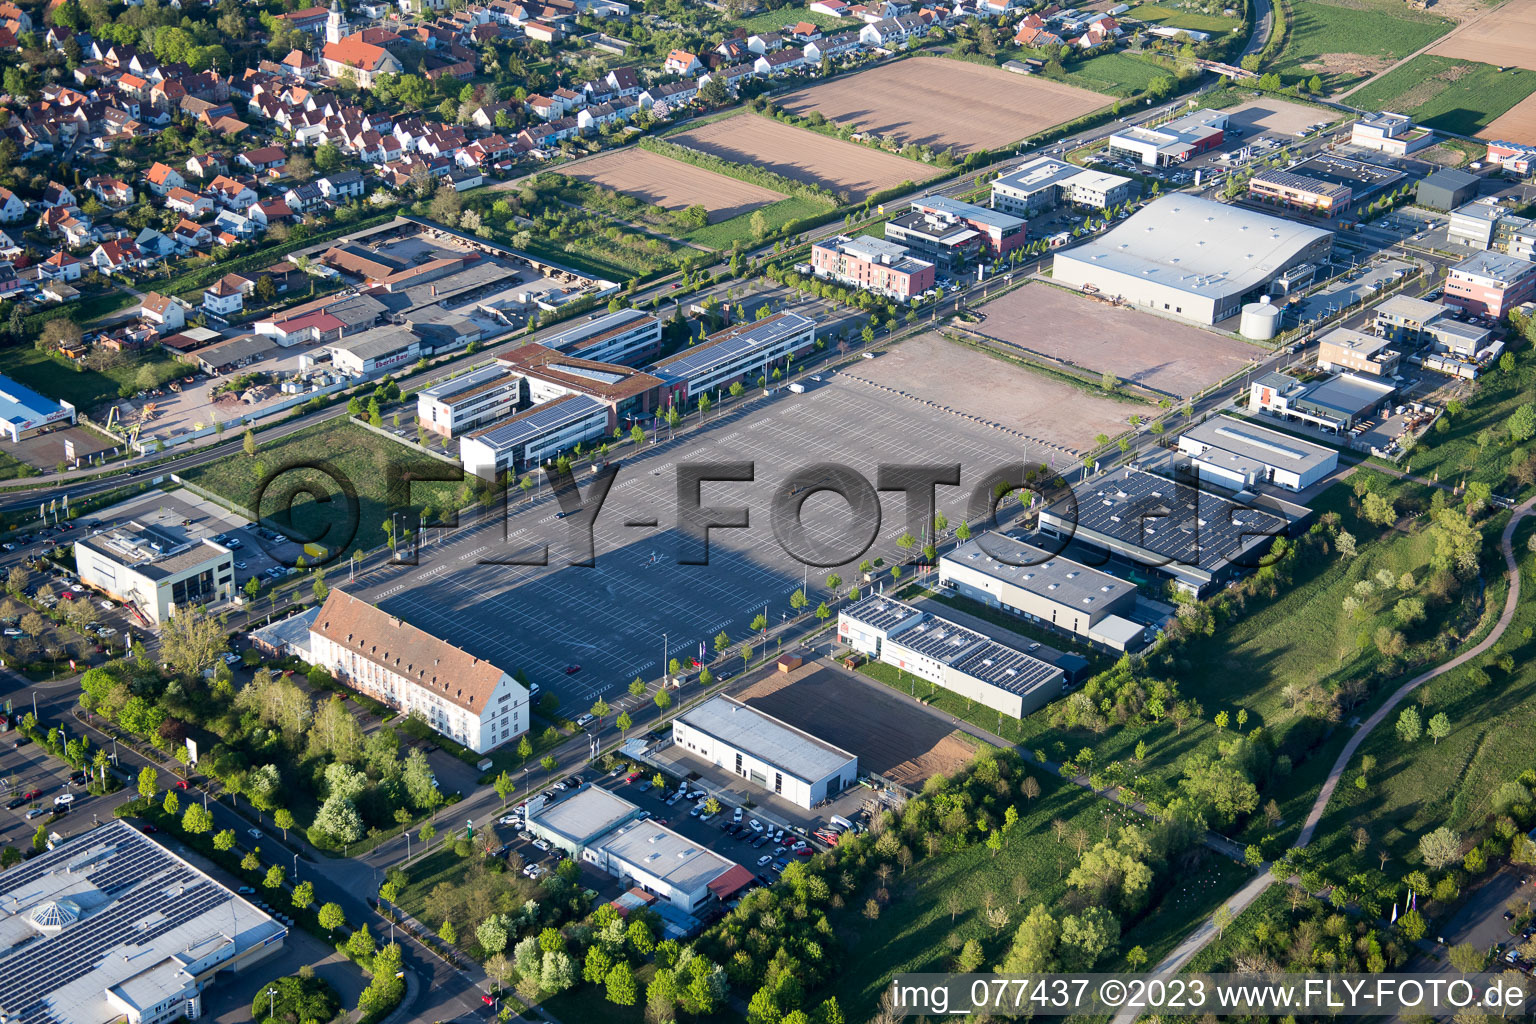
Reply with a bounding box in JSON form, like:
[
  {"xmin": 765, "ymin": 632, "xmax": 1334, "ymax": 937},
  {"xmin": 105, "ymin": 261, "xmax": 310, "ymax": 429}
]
[
  {"xmin": 575, "ymin": 713, "xmax": 594, "ymax": 728},
  {"xmin": 53, "ymin": 794, "xmax": 73, "ymax": 806},
  {"xmin": 5, "ymin": 796, "xmax": 26, "ymax": 809},
  {"xmin": 499, "ymin": 815, "xmax": 518, "ymax": 826},
  {"xmin": 532, "ymin": 839, "xmax": 551, "ymax": 852},
  {"xmin": 733, "ymin": 807, "xmax": 744, "ymax": 823},
  {"xmin": 748, "ymin": 819, "xmax": 764, "ymax": 832},
  {"xmin": 757, "ymin": 854, "xmax": 773, "ymax": 866}
]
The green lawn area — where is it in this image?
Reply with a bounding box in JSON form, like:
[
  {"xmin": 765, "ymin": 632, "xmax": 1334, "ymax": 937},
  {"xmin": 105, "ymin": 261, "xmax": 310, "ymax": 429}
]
[
  {"xmin": 1400, "ymin": 351, "xmax": 1536, "ymax": 495},
  {"xmin": 1348, "ymin": 54, "xmax": 1536, "ymax": 137},
  {"xmin": 180, "ymin": 417, "xmax": 464, "ymax": 556},
  {"xmin": 0, "ymin": 344, "xmax": 188, "ymax": 416},
  {"xmin": 1053, "ymin": 52, "xmax": 1172, "ymax": 96},
  {"xmin": 682, "ymin": 196, "xmax": 831, "ymax": 250},
  {"xmin": 737, "ymin": 5, "xmax": 857, "ymax": 32},
  {"xmin": 1123, "ymin": 2, "xmax": 1240, "ymax": 34},
  {"xmin": 1273, "ymin": 0, "xmax": 1454, "ymax": 90},
  {"xmin": 825, "ymin": 769, "xmax": 1252, "ymax": 1018},
  {"xmin": 1302, "ymin": 515, "xmax": 1536, "ymax": 880}
]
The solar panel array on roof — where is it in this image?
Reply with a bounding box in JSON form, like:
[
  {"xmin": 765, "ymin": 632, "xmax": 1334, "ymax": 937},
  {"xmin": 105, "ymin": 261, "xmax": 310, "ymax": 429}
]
[
  {"xmin": 467, "ymin": 393, "xmax": 605, "ymax": 451},
  {"xmin": 1053, "ymin": 468, "xmax": 1289, "ymax": 571},
  {"xmin": 652, "ymin": 312, "xmax": 814, "ymax": 381}
]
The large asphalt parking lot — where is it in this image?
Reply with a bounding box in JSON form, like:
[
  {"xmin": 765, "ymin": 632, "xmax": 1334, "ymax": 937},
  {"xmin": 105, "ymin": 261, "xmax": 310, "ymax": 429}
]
[{"xmin": 348, "ymin": 372, "xmax": 1037, "ymax": 714}]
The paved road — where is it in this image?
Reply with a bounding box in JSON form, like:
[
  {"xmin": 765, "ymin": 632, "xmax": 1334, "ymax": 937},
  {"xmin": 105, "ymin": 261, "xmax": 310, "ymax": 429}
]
[{"xmin": 1116, "ymin": 491, "xmax": 1536, "ymax": 1003}]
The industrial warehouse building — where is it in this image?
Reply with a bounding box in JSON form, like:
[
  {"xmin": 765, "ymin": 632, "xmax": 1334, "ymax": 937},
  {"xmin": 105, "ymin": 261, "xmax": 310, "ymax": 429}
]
[
  {"xmin": 1248, "ymin": 370, "xmax": 1395, "ymax": 433},
  {"xmin": 1176, "ymin": 415, "xmax": 1338, "ymax": 492},
  {"xmin": 1051, "ymin": 196, "xmax": 1333, "ymax": 325},
  {"xmin": 1416, "ymin": 168, "xmax": 1480, "ymax": 212},
  {"xmin": 308, "ymin": 589, "xmax": 529, "ymax": 752},
  {"xmin": 652, "ymin": 312, "xmax": 816, "ymax": 403},
  {"xmin": 74, "ymin": 521, "xmax": 233, "ymax": 626},
  {"xmin": 1037, "ymin": 467, "xmax": 1305, "ymax": 597},
  {"xmin": 1106, "ymin": 108, "xmax": 1227, "ymax": 167},
  {"xmin": 527, "ymin": 786, "xmax": 739, "ymax": 912},
  {"xmin": 0, "ymin": 374, "xmax": 76, "ymax": 442},
  {"xmin": 938, "ymin": 534, "xmax": 1144, "ymax": 651},
  {"xmin": 990, "ymin": 157, "xmax": 1139, "ymax": 216},
  {"xmin": 839, "ymin": 596, "xmax": 1065, "ymax": 718},
  {"xmin": 672, "ymin": 696, "xmax": 858, "ymax": 810},
  {"xmin": 0, "ymin": 820, "xmax": 286, "ymax": 1024}
]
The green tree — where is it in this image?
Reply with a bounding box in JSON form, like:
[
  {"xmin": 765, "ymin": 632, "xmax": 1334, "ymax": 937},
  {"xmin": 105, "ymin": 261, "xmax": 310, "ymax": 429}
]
[
  {"xmin": 1427, "ymin": 712, "xmax": 1451, "ymax": 744},
  {"xmin": 292, "ymin": 880, "xmax": 315, "ymax": 910},
  {"xmin": 606, "ymin": 960, "xmax": 638, "ymax": 1006},
  {"xmin": 318, "ymin": 902, "xmax": 346, "ymax": 932},
  {"xmin": 137, "ymin": 765, "xmax": 158, "ymax": 805}
]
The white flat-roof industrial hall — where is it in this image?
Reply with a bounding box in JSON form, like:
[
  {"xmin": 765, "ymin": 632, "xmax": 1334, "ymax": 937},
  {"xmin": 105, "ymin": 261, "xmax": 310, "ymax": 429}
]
[
  {"xmin": 1051, "ymin": 195, "xmax": 1334, "ymax": 325},
  {"xmin": 671, "ymin": 696, "xmax": 858, "ymax": 810}
]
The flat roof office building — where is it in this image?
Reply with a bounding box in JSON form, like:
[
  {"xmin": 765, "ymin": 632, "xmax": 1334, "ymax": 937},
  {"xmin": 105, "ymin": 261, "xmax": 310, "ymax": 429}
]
[
  {"xmin": 1037, "ymin": 467, "xmax": 1304, "ymax": 597},
  {"xmin": 0, "ymin": 820, "xmax": 286, "ymax": 1024},
  {"xmin": 1051, "ymin": 196, "xmax": 1333, "ymax": 325},
  {"xmin": 672, "ymin": 696, "xmax": 858, "ymax": 810},
  {"xmin": 527, "ymin": 785, "xmax": 646, "ymax": 858},
  {"xmin": 416, "ymin": 364, "xmax": 523, "ymax": 438},
  {"xmin": 1176, "ymin": 414, "xmax": 1338, "ymax": 492},
  {"xmin": 1317, "ymin": 326, "xmax": 1401, "ymax": 377},
  {"xmin": 809, "ymin": 234, "xmax": 935, "ymax": 300},
  {"xmin": 460, "ymin": 392, "xmax": 609, "ymax": 480},
  {"xmin": 74, "ymin": 524, "xmax": 233, "ymax": 626},
  {"xmin": 839, "ymin": 596, "xmax": 1065, "ymax": 718},
  {"xmin": 527, "ymin": 785, "xmax": 738, "ymax": 912},
  {"xmin": 938, "ymin": 534, "xmax": 1143, "ymax": 651},
  {"xmin": 542, "ymin": 308, "xmax": 663, "ymax": 366},
  {"xmin": 991, "ymin": 157, "xmax": 1139, "ymax": 216},
  {"xmin": 652, "ymin": 312, "xmax": 816, "ymax": 404}
]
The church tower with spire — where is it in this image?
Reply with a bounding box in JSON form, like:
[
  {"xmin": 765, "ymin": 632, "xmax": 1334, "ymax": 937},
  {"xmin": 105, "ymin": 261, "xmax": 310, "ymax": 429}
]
[{"xmin": 325, "ymin": 0, "xmax": 349, "ymax": 45}]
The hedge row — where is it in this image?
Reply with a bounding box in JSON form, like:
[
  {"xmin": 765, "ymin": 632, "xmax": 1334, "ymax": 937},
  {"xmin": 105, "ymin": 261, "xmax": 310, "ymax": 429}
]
[{"xmin": 637, "ymin": 136, "xmax": 839, "ymax": 207}]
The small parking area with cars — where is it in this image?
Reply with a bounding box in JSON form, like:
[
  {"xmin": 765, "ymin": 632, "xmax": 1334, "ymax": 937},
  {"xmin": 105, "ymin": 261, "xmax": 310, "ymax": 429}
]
[{"xmin": 0, "ymin": 715, "xmax": 128, "ymax": 848}]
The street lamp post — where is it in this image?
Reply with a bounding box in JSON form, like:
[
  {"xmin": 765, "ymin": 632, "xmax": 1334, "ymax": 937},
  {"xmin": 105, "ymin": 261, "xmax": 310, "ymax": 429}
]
[{"xmin": 267, "ymin": 988, "xmax": 277, "ymax": 1020}]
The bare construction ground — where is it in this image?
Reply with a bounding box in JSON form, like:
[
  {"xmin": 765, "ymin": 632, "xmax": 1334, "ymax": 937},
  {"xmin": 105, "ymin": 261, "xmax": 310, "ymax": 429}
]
[
  {"xmin": 847, "ymin": 331, "xmax": 1137, "ymax": 455},
  {"xmin": 973, "ymin": 284, "xmax": 1260, "ymax": 398},
  {"xmin": 669, "ymin": 114, "xmax": 934, "ymax": 200},
  {"xmin": 1225, "ymin": 97, "xmax": 1335, "ymax": 138},
  {"xmin": 563, "ymin": 148, "xmax": 785, "ymax": 221},
  {"xmin": 739, "ymin": 664, "xmax": 979, "ymax": 785},
  {"xmin": 773, "ymin": 58, "xmax": 1111, "ymax": 153},
  {"xmin": 1431, "ymin": 3, "xmax": 1536, "ymax": 72},
  {"xmin": 1482, "ymin": 92, "xmax": 1536, "ymax": 146}
]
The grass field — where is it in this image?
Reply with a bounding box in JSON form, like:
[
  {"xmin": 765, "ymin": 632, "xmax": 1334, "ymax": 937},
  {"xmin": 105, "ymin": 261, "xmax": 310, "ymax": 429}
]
[
  {"xmin": 1274, "ymin": 0, "xmax": 1454, "ymax": 90},
  {"xmin": 681, "ymin": 195, "xmax": 831, "ymax": 249},
  {"xmin": 180, "ymin": 417, "xmax": 463, "ymax": 556},
  {"xmin": 1348, "ymin": 55, "xmax": 1536, "ymax": 136},
  {"xmin": 0, "ymin": 345, "xmax": 187, "ymax": 416},
  {"xmin": 737, "ymin": 4, "xmax": 856, "ymax": 32},
  {"xmin": 1123, "ymin": 2, "xmax": 1240, "ymax": 34},
  {"xmin": 1053, "ymin": 52, "xmax": 1172, "ymax": 96},
  {"xmin": 825, "ymin": 768, "xmax": 1252, "ymax": 1017},
  {"xmin": 1400, "ymin": 351, "xmax": 1536, "ymax": 495},
  {"xmin": 1303, "ymin": 516, "xmax": 1536, "ymax": 880}
]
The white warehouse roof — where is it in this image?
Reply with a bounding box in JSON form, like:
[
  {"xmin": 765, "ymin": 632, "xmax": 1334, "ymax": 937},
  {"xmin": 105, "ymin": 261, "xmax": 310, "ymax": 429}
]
[
  {"xmin": 677, "ymin": 696, "xmax": 855, "ymax": 785},
  {"xmin": 1055, "ymin": 195, "xmax": 1333, "ymax": 303}
]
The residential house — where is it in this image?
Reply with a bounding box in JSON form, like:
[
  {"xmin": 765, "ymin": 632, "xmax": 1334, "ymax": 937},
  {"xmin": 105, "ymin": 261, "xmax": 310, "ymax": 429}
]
[
  {"xmin": 134, "ymin": 228, "xmax": 178, "ymax": 259},
  {"xmin": 753, "ymin": 47, "xmax": 807, "ymax": 75},
  {"xmin": 90, "ymin": 238, "xmax": 141, "ymax": 274},
  {"xmin": 172, "ymin": 217, "xmax": 213, "ymax": 248},
  {"xmin": 604, "ymin": 66, "xmax": 640, "ymax": 96},
  {"xmin": 804, "ymin": 31, "xmax": 861, "ymax": 60},
  {"xmin": 212, "ymin": 209, "xmax": 260, "ymax": 240},
  {"xmin": 165, "ymin": 187, "xmax": 214, "ymax": 218},
  {"xmin": 319, "ymin": 170, "xmax": 365, "ymax": 201},
  {"xmin": 809, "ymin": 0, "xmax": 849, "ymax": 14},
  {"xmin": 859, "ymin": 13, "xmax": 927, "ymax": 45},
  {"xmin": 38, "ymin": 250, "xmax": 82, "ymax": 282},
  {"xmin": 39, "ymin": 181, "xmax": 76, "ymax": 209},
  {"xmin": 140, "ymin": 291, "xmax": 187, "ymax": 332},
  {"xmin": 522, "ymin": 19, "xmax": 559, "ymax": 41},
  {"xmin": 207, "ymin": 175, "xmax": 258, "ymax": 211},
  {"xmin": 638, "ymin": 80, "xmax": 697, "ymax": 109},
  {"xmin": 284, "ymin": 181, "xmax": 327, "ymax": 212},
  {"xmin": 84, "ymin": 175, "xmax": 134, "ymax": 206},
  {"xmin": 145, "ymin": 161, "xmax": 185, "ymax": 195},
  {"xmin": 238, "ymin": 146, "xmax": 288, "ymax": 174},
  {"xmin": 0, "ymin": 187, "xmax": 25, "ymax": 223},
  {"xmin": 746, "ymin": 32, "xmax": 783, "ymax": 52},
  {"xmin": 202, "ymin": 273, "xmax": 254, "ymax": 317},
  {"xmin": 663, "ymin": 48, "xmax": 702, "ymax": 76}
]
